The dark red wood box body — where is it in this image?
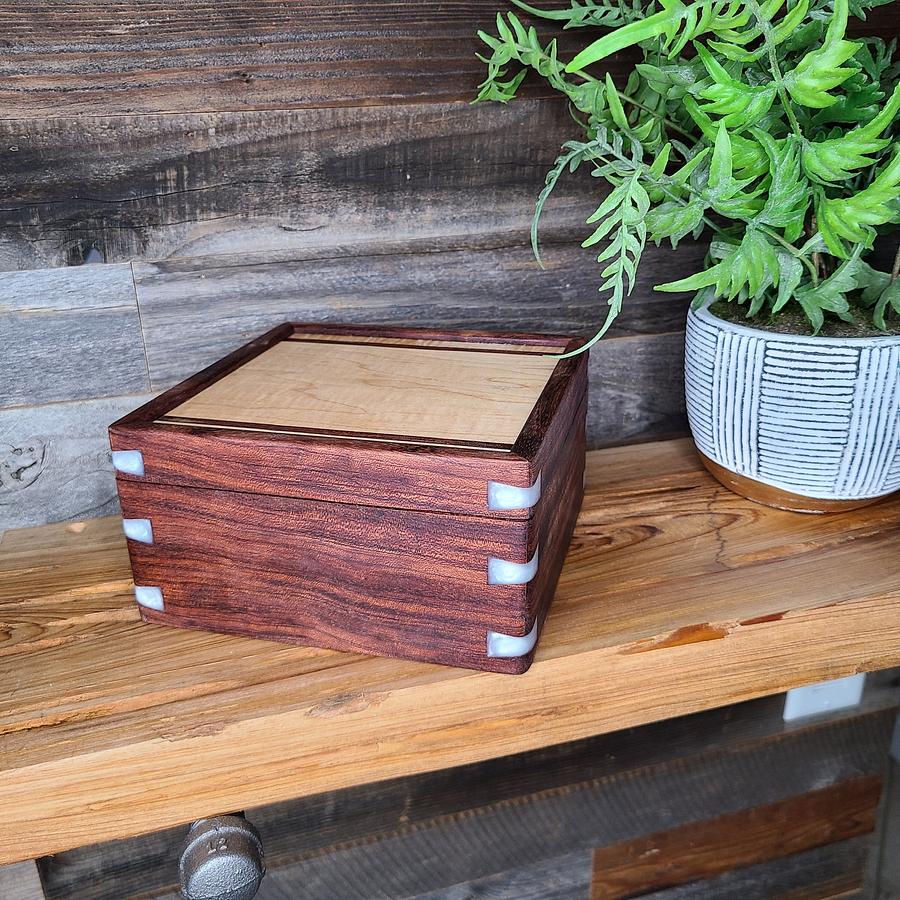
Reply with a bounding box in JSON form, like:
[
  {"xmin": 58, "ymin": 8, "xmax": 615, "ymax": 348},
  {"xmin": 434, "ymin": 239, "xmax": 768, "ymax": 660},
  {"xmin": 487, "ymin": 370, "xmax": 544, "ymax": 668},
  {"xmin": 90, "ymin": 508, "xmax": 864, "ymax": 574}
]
[{"xmin": 109, "ymin": 324, "xmax": 587, "ymax": 674}]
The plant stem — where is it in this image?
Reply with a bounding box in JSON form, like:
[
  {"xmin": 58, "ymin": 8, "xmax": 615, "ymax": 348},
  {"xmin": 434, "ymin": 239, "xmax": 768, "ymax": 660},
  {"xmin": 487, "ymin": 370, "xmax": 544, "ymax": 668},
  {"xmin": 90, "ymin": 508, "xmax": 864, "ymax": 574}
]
[
  {"xmin": 758, "ymin": 225, "xmax": 820, "ymax": 283},
  {"xmin": 892, "ymin": 243, "xmax": 900, "ymax": 283},
  {"xmin": 746, "ymin": 0, "xmax": 803, "ymax": 138},
  {"xmin": 615, "ymin": 90, "xmax": 697, "ymax": 140}
]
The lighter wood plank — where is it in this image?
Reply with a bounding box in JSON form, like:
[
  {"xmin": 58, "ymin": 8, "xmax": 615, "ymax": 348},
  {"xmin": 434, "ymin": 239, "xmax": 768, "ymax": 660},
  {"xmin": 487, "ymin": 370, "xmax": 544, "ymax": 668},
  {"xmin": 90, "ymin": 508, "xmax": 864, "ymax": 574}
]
[
  {"xmin": 0, "ymin": 394, "xmax": 156, "ymax": 534},
  {"xmin": 167, "ymin": 338, "xmax": 559, "ymax": 446},
  {"xmin": 0, "ymin": 861, "xmax": 44, "ymax": 900},
  {"xmin": 1, "ymin": 438, "xmax": 899, "ymax": 863},
  {"xmin": 0, "ymin": 263, "xmax": 149, "ymax": 408}
]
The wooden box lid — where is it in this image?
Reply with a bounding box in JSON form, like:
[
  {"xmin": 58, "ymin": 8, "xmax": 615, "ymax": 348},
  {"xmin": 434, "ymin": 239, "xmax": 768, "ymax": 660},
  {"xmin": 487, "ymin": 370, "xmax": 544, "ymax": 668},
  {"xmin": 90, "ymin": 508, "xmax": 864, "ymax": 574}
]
[{"xmin": 109, "ymin": 324, "xmax": 588, "ymax": 518}]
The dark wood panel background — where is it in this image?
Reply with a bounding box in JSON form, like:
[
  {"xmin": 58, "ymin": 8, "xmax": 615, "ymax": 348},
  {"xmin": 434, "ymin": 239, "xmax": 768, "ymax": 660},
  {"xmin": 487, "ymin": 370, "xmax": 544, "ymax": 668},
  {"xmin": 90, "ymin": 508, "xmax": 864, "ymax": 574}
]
[
  {"xmin": 3, "ymin": 3, "xmax": 900, "ymax": 532},
  {"xmin": 0, "ymin": 12, "xmax": 706, "ymax": 532}
]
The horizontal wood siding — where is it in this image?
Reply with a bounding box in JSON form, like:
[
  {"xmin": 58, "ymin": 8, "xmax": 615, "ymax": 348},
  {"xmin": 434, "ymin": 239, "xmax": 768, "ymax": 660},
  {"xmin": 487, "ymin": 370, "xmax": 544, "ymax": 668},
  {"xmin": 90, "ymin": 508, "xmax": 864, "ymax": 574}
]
[
  {"xmin": 0, "ymin": 394, "xmax": 155, "ymax": 532},
  {"xmin": 131, "ymin": 234, "xmax": 700, "ymax": 388},
  {"xmin": 0, "ymin": 2, "xmax": 590, "ymax": 118},
  {"xmin": 0, "ymin": 263, "xmax": 149, "ymax": 406},
  {"xmin": 0, "ymin": 99, "xmax": 594, "ymax": 270},
  {"xmin": 0, "ymin": 2, "xmax": 892, "ymax": 118}
]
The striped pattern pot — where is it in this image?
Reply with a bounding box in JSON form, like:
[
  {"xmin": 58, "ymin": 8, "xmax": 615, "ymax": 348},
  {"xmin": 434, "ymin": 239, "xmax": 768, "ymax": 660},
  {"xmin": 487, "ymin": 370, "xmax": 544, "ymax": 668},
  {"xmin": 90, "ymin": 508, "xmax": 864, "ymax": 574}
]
[{"xmin": 684, "ymin": 304, "xmax": 900, "ymax": 512}]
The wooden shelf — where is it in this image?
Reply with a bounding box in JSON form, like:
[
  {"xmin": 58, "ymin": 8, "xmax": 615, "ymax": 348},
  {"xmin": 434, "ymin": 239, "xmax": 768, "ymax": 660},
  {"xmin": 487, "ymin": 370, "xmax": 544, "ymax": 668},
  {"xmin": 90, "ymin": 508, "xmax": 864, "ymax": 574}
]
[{"xmin": 2, "ymin": 438, "xmax": 899, "ymax": 864}]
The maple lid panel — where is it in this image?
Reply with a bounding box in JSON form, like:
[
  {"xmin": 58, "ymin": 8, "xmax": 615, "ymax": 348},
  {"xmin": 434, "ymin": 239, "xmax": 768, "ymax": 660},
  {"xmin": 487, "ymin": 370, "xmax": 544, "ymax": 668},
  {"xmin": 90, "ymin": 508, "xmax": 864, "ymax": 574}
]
[{"xmin": 162, "ymin": 334, "xmax": 561, "ymax": 451}]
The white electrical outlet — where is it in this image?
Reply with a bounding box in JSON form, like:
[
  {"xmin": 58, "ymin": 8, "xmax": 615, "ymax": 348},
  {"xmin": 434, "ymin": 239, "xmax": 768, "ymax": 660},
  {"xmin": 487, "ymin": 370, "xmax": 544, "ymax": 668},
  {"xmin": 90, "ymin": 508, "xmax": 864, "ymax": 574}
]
[{"xmin": 783, "ymin": 674, "xmax": 865, "ymax": 722}]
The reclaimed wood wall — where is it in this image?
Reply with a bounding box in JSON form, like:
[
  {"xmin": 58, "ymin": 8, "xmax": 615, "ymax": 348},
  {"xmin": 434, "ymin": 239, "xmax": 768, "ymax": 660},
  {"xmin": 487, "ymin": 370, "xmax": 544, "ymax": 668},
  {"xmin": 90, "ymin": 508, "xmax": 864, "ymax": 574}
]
[
  {"xmin": 1, "ymin": 4, "xmax": 898, "ymax": 526},
  {"xmin": 0, "ymin": 0, "xmax": 709, "ymax": 532}
]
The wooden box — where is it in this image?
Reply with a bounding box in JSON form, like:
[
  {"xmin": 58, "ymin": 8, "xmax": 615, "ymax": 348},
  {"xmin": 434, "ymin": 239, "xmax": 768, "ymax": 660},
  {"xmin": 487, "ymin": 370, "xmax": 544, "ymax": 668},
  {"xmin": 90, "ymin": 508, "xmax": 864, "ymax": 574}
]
[{"xmin": 108, "ymin": 324, "xmax": 587, "ymax": 674}]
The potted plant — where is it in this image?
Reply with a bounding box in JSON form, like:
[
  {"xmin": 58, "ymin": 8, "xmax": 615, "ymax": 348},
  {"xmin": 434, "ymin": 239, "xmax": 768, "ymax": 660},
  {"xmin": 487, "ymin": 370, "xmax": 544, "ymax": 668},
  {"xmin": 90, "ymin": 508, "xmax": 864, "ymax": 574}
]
[{"xmin": 475, "ymin": 0, "xmax": 900, "ymax": 512}]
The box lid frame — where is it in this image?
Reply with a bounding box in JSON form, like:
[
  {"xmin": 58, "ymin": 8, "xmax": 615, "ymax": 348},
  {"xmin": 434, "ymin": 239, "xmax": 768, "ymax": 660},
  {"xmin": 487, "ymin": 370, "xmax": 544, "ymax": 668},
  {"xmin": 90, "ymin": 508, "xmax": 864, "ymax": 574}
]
[{"xmin": 109, "ymin": 323, "xmax": 587, "ymax": 519}]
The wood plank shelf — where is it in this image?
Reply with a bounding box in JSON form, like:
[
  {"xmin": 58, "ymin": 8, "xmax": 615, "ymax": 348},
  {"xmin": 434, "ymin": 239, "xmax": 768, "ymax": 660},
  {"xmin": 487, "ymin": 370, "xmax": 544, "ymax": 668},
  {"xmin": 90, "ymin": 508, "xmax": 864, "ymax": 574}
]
[{"xmin": 2, "ymin": 438, "xmax": 899, "ymax": 864}]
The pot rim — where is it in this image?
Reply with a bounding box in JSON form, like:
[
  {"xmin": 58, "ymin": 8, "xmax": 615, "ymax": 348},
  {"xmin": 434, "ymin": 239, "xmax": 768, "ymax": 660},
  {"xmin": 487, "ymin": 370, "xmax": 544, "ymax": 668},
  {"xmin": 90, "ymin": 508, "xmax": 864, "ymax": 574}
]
[{"xmin": 691, "ymin": 300, "xmax": 900, "ymax": 347}]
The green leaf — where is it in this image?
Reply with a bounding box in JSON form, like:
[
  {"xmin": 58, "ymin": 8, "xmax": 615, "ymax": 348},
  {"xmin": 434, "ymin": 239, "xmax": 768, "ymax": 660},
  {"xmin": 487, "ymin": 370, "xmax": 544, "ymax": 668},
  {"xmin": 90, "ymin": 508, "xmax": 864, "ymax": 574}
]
[
  {"xmin": 817, "ymin": 149, "xmax": 900, "ymax": 256},
  {"xmin": 801, "ymin": 83, "xmax": 900, "ymax": 184},
  {"xmin": 708, "ymin": 121, "xmax": 732, "ymax": 187},
  {"xmin": 773, "ymin": 252, "xmax": 804, "ymax": 312},
  {"xmin": 510, "ymin": 0, "xmax": 642, "ymax": 29},
  {"xmin": 783, "ymin": 0, "xmax": 863, "ymax": 108},
  {"xmin": 566, "ymin": 4, "xmax": 677, "ymax": 70},
  {"xmin": 656, "ymin": 229, "xmax": 780, "ymax": 299},
  {"xmin": 560, "ymin": 171, "xmax": 650, "ymax": 357},
  {"xmin": 604, "ymin": 74, "xmax": 630, "ymax": 130},
  {"xmin": 565, "ymin": 0, "xmax": 750, "ymax": 71},
  {"xmin": 873, "ymin": 280, "xmax": 900, "ymax": 330},
  {"xmin": 753, "ymin": 131, "xmax": 809, "ymax": 242},
  {"xmin": 531, "ymin": 142, "xmax": 595, "ymax": 266},
  {"xmin": 770, "ymin": 0, "xmax": 810, "ymax": 44},
  {"xmin": 692, "ymin": 44, "xmax": 777, "ymax": 130},
  {"xmin": 792, "ymin": 250, "xmax": 862, "ymax": 332},
  {"xmin": 646, "ymin": 198, "xmax": 706, "ymax": 246}
]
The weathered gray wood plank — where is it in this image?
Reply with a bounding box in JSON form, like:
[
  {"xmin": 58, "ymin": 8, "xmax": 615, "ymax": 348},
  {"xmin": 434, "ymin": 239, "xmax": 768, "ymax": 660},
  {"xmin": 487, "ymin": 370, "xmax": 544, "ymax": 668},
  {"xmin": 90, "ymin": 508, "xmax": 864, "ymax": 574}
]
[
  {"xmin": 409, "ymin": 851, "xmax": 592, "ymax": 900},
  {"xmin": 0, "ymin": 1, "xmax": 595, "ymax": 118},
  {"xmin": 0, "ymin": 393, "xmax": 154, "ymax": 533},
  {"xmin": 0, "ymin": 861, "xmax": 45, "ymax": 900},
  {"xmin": 0, "ymin": 264, "xmax": 150, "ymax": 407},
  {"xmin": 588, "ymin": 331, "xmax": 688, "ymax": 447},
  {"xmin": 0, "ymin": 99, "xmax": 595, "ymax": 270},
  {"xmin": 131, "ymin": 232, "xmax": 699, "ymax": 447}
]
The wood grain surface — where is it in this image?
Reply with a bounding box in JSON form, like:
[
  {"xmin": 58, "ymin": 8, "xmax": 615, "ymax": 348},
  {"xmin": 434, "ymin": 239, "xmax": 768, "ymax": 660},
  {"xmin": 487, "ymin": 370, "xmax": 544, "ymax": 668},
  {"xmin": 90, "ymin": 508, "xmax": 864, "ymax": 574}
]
[
  {"xmin": 2, "ymin": 439, "xmax": 899, "ymax": 861},
  {"xmin": 0, "ymin": 393, "xmax": 156, "ymax": 533},
  {"xmin": 0, "ymin": 99, "xmax": 595, "ymax": 270},
  {"xmin": 0, "ymin": 263, "xmax": 149, "ymax": 408},
  {"xmin": 118, "ymin": 478, "xmax": 538, "ymax": 670},
  {"xmin": 34, "ymin": 681, "xmax": 898, "ymax": 899},
  {"xmin": 0, "ymin": 2, "xmax": 590, "ymax": 118},
  {"xmin": 590, "ymin": 777, "xmax": 883, "ymax": 899},
  {"xmin": 113, "ymin": 324, "xmax": 585, "ymax": 673},
  {"xmin": 167, "ymin": 337, "xmax": 559, "ymax": 447},
  {"xmin": 0, "ymin": 2, "xmax": 891, "ymax": 119}
]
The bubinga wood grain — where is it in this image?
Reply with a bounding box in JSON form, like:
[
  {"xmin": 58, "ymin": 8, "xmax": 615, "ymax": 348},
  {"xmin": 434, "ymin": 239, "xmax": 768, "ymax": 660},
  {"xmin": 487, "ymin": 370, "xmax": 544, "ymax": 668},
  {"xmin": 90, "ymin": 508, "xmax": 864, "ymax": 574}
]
[
  {"xmin": 2, "ymin": 439, "xmax": 900, "ymax": 861},
  {"xmin": 589, "ymin": 777, "xmax": 883, "ymax": 899},
  {"xmin": 110, "ymin": 325, "xmax": 585, "ymax": 519},
  {"xmin": 113, "ymin": 324, "xmax": 586, "ymax": 673},
  {"xmin": 118, "ymin": 479, "xmax": 538, "ymax": 671}
]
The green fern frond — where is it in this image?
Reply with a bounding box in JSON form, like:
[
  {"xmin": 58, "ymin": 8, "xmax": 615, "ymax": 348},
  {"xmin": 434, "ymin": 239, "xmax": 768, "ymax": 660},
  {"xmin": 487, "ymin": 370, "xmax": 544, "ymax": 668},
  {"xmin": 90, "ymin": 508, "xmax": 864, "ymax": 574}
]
[
  {"xmin": 817, "ymin": 149, "xmax": 900, "ymax": 256},
  {"xmin": 565, "ymin": 0, "xmax": 750, "ymax": 71},
  {"xmin": 510, "ymin": 0, "xmax": 643, "ymax": 29},
  {"xmin": 801, "ymin": 83, "xmax": 900, "ymax": 183},
  {"xmin": 754, "ymin": 131, "xmax": 809, "ymax": 242},
  {"xmin": 692, "ymin": 44, "xmax": 777, "ymax": 130},
  {"xmin": 783, "ymin": 0, "xmax": 863, "ymax": 108}
]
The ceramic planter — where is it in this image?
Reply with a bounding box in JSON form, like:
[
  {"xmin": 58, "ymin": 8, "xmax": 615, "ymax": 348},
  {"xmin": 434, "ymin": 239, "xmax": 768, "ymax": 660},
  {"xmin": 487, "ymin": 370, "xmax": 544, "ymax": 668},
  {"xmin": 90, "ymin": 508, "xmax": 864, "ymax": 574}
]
[{"xmin": 684, "ymin": 303, "xmax": 900, "ymax": 513}]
